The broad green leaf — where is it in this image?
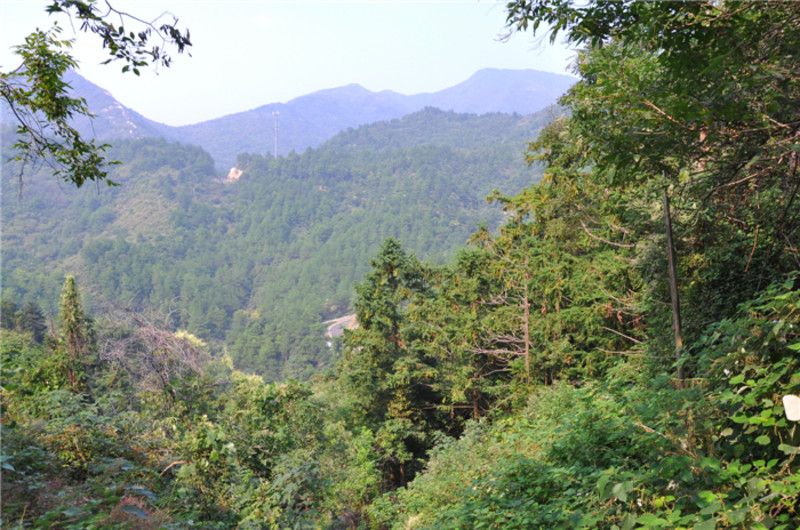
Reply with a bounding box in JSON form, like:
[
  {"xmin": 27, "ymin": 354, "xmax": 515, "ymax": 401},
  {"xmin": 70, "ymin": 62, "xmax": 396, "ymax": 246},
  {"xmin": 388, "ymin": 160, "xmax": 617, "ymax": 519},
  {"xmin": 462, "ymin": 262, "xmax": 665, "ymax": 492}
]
[
  {"xmin": 612, "ymin": 481, "xmax": 633, "ymax": 502},
  {"xmin": 693, "ymin": 518, "xmax": 717, "ymax": 530},
  {"xmin": 755, "ymin": 434, "xmax": 770, "ymax": 445},
  {"xmin": 621, "ymin": 513, "xmax": 637, "ymax": 530},
  {"xmin": 636, "ymin": 513, "xmax": 669, "ymax": 527},
  {"xmin": 727, "ymin": 507, "xmax": 748, "ymax": 524},
  {"xmin": 731, "ymin": 375, "xmax": 745, "ymax": 387},
  {"xmin": 597, "ymin": 473, "xmax": 613, "ymax": 498}
]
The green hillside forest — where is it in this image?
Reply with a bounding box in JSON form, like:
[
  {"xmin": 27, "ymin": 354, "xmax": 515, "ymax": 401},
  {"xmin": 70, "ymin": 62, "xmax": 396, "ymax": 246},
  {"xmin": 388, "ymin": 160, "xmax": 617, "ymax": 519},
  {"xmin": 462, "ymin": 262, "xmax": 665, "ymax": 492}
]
[
  {"xmin": 2, "ymin": 1, "xmax": 800, "ymax": 528},
  {"xmin": 2, "ymin": 107, "xmax": 550, "ymax": 380}
]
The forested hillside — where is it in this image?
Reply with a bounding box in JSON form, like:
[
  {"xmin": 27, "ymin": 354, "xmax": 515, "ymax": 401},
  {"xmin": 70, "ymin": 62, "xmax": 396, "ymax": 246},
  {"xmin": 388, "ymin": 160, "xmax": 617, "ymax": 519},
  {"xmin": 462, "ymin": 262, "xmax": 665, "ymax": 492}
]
[
  {"xmin": 2, "ymin": 1, "xmax": 799, "ymax": 529},
  {"xmin": 2, "ymin": 108, "xmax": 551, "ymax": 380}
]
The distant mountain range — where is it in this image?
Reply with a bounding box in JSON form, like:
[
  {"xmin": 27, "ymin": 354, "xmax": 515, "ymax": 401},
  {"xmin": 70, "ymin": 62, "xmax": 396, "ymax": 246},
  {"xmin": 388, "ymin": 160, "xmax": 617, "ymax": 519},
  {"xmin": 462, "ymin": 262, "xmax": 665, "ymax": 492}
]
[{"xmin": 64, "ymin": 68, "xmax": 575, "ymax": 168}]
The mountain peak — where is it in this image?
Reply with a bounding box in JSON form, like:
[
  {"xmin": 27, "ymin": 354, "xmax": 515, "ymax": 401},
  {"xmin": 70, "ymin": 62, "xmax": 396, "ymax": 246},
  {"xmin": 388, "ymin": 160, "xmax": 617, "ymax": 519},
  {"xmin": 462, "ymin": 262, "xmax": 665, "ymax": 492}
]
[
  {"xmin": 63, "ymin": 71, "xmax": 168, "ymax": 140},
  {"xmin": 417, "ymin": 68, "xmax": 576, "ymax": 115},
  {"xmin": 63, "ymin": 68, "xmax": 575, "ymax": 167},
  {"xmin": 290, "ymin": 83, "xmax": 373, "ymax": 103},
  {"xmin": 467, "ymin": 67, "xmax": 575, "ymax": 81}
]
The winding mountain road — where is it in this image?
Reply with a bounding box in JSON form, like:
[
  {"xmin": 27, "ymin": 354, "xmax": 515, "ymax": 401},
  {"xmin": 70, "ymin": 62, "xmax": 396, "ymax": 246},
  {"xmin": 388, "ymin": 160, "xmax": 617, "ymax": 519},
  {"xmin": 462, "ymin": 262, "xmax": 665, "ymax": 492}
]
[{"xmin": 324, "ymin": 314, "xmax": 357, "ymax": 338}]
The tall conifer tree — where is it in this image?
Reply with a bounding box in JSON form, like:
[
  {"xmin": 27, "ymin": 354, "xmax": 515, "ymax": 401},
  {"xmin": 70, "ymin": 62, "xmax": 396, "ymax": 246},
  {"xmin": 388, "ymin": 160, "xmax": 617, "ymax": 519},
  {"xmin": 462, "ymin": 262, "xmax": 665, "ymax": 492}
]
[{"xmin": 59, "ymin": 275, "xmax": 93, "ymax": 391}]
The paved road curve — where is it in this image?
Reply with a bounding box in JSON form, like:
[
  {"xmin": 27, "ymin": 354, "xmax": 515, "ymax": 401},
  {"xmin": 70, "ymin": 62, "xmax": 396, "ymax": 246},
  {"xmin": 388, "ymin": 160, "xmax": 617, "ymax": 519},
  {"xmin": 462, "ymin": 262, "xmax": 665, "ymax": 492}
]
[{"xmin": 324, "ymin": 314, "xmax": 357, "ymax": 338}]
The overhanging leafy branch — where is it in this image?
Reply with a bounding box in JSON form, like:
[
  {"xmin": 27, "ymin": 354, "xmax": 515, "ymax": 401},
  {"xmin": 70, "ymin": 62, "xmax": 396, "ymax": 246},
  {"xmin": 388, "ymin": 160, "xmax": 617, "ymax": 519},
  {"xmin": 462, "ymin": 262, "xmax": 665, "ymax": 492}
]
[{"xmin": 1, "ymin": 0, "xmax": 191, "ymax": 189}]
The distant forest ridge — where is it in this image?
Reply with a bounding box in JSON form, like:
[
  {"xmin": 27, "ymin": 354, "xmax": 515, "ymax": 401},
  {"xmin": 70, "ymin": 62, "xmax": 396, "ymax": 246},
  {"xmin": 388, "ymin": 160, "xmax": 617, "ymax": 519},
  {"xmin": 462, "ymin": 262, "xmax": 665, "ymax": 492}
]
[{"xmin": 61, "ymin": 68, "xmax": 576, "ymax": 167}]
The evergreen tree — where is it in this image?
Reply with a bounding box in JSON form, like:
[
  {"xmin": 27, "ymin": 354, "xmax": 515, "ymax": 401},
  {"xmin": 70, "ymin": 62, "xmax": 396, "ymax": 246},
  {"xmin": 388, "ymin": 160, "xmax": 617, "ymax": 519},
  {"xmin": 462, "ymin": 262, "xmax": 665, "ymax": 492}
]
[
  {"xmin": 1, "ymin": 299, "xmax": 19, "ymax": 331},
  {"xmin": 1, "ymin": 299, "xmax": 48, "ymax": 343},
  {"xmin": 59, "ymin": 275, "xmax": 94, "ymax": 391},
  {"xmin": 19, "ymin": 301, "xmax": 47, "ymax": 343},
  {"xmin": 340, "ymin": 238, "xmax": 441, "ymax": 487}
]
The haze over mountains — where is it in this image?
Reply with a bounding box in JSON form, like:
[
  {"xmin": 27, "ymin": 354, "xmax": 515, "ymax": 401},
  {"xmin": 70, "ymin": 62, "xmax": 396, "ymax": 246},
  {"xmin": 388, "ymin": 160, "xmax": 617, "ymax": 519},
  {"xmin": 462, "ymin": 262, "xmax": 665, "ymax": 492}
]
[{"xmin": 65, "ymin": 68, "xmax": 575, "ymax": 167}]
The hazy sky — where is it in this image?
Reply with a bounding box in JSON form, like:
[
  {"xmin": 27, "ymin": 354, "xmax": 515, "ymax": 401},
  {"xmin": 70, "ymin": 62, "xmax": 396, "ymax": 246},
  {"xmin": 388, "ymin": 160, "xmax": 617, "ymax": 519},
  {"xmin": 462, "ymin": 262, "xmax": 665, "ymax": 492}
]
[{"xmin": 1, "ymin": 1, "xmax": 575, "ymax": 126}]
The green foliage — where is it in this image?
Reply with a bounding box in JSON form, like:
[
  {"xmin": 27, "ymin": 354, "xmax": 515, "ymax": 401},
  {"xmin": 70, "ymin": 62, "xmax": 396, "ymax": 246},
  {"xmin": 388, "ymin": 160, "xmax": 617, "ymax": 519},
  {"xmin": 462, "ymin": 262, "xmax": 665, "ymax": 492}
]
[
  {"xmin": 369, "ymin": 275, "xmax": 799, "ymax": 528},
  {"xmin": 2, "ymin": 346, "xmax": 174, "ymax": 528},
  {"xmin": 686, "ymin": 274, "xmax": 800, "ymax": 527},
  {"xmin": 59, "ymin": 275, "xmax": 94, "ymax": 392},
  {"xmin": 2, "ymin": 330, "xmax": 71, "ymax": 399},
  {"xmin": 1, "ymin": 299, "xmax": 47, "ymax": 343},
  {"xmin": 1, "ymin": 1, "xmax": 190, "ymax": 188},
  {"xmin": 172, "ymin": 417, "xmax": 239, "ymax": 520},
  {"xmin": 222, "ymin": 373, "xmax": 323, "ymax": 479},
  {"xmin": 3, "ymin": 3, "xmax": 799, "ymax": 528},
  {"xmin": 324, "ymin": 107, "xmax": 550, "ymax": 154},
  {"xmin": 403, "ymin": 248, "xmax": 506, "ymax": 423},
  {"xmin": 368, "ymin": 383, "xmax": 613, "ymax": 529},
  {"xmin": 339, "ymin": 238, "xmax": 444, "ymax": 488},
  {"xmin": 509, "ymin": 1, "xmax": 800, "ymax": 355},
  {"xmin": 326, "ymin": 427, "xmax": 383, "ymax": 512},
  {"xmin": 3, "ymin": 109, "xmax": 545, "ymax": 380},
  {"xmin": 1, "ymin": 25, "xmax": 114, "ymax": 188}
]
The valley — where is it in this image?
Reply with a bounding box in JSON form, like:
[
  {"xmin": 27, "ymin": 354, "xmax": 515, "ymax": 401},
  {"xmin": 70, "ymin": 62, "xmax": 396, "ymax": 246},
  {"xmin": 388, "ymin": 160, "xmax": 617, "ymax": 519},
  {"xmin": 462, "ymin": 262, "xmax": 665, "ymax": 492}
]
[
  {"xmin": 3, "ymin": 4, "xmax": 798, "ymax": 526},
  {"xmin": 2, "ymin": 71, "xmax": 560, "ymax": 380}
]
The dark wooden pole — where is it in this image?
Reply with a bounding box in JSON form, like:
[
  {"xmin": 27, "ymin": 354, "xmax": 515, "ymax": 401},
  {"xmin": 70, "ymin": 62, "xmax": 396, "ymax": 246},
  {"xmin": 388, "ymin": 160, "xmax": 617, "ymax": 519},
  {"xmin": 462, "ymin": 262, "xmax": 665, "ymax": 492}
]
[{"xmin": 663, "ymin": 188, "xmax": 684, "ymax": 384}]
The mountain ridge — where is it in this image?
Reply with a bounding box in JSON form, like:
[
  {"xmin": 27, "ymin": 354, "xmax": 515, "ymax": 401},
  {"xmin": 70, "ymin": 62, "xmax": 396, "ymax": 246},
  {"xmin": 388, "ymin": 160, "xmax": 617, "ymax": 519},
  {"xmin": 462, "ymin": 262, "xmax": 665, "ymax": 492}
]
[{"xmin": 64, "ymin": 68, "xmax": 574, "ymax": 168}]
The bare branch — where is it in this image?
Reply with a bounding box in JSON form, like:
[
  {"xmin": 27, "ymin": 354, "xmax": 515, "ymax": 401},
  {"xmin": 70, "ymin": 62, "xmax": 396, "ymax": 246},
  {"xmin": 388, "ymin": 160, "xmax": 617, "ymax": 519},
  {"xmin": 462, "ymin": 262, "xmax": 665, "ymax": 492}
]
[
  {"xmin": 601, "ymin": 326, "xmax": 643, "ymax": 344},
  {"xmin": 580, "ymin": 220, "xmax": 636, "ymax": 248}
]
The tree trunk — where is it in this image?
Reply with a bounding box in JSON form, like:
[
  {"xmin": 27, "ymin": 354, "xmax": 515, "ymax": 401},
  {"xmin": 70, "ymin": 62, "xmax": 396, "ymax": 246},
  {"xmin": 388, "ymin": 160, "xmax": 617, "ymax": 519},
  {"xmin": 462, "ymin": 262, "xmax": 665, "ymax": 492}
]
[
  {"xmin": 663, "ymin": 190, "xmax": 684, "ymax": 385},
  {"xmin": 523, "ymin": 266, "xmax": 531, "ymax": 384}
]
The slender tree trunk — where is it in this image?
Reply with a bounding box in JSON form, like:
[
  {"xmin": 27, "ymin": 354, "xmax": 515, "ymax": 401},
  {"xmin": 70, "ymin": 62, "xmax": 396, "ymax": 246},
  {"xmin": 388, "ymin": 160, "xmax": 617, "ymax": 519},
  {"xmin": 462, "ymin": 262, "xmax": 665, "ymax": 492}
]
[
  {"xmin": 523, "ymin": 266, "xmax": 531, "ymax": 384},
  {"xmin": 663, "ymin": 190, "xmax": 684, "ymax": 385},
  {"xmin": 523, "ymin": 295, "xmax": 531, "ymax": 384}
]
